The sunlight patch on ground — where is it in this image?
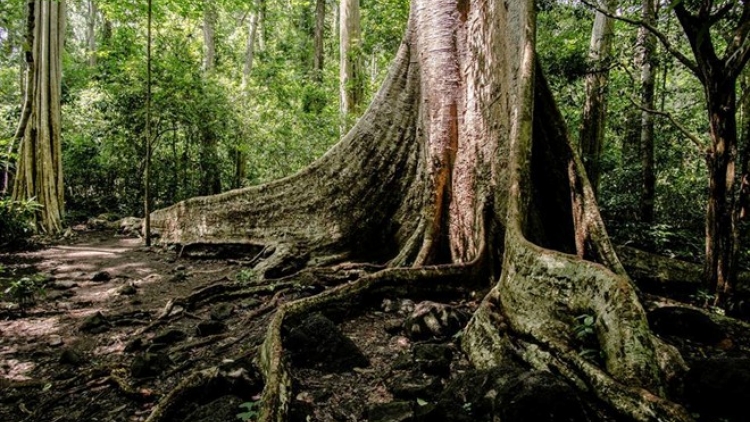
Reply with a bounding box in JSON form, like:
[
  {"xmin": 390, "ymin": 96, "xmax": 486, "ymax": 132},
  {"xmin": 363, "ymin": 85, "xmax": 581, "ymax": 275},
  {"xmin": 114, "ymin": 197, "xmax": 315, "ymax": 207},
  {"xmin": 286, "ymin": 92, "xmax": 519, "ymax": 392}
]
[
  {"xmin": 0, "ymin": 359, "xmax": 35, "ymax": 381},
  {"xmin": 0, "ymin": 316, "xmax": 61, "ymax": 338}
]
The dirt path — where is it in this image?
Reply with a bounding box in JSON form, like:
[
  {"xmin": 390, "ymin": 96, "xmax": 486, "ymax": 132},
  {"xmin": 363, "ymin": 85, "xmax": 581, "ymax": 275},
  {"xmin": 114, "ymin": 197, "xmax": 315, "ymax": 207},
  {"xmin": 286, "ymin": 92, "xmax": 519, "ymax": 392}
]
[
  {"xmin": 0, "ymin": 229, "xmax": 268, "ymax": 422},
  {"xmin": 3, "ymin": 229, "xmax": 750, "ymax": 422}
]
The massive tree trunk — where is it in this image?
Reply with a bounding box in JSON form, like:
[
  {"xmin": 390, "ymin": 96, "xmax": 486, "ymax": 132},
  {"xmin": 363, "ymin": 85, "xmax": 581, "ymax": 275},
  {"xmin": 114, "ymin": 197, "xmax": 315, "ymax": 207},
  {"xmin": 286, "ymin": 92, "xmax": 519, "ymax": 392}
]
[
  {"xmin": 202, "ymin": 1, "xmax": 217, "ymax": 72},
  {"xmin": 12, "ymin": 0, "xmax": 66, "ymax": 234},
  {"xmin": 151, "ymin": 0, "xmax": 692, "ymax": 421},
  {"xmin": 579, "ymin": 0, "xmax": 616, "ymax": 195}
]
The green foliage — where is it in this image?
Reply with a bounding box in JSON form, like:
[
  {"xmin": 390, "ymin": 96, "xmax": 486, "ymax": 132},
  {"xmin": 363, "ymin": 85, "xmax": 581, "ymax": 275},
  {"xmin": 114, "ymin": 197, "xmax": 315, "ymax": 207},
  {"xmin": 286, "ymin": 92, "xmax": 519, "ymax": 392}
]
[
  {"xmin": 235, "ymin": 269, "xmax": 257, "ymax": 284},
  {"xmin": 3, "ymin": 275, "xmax": 46, "ymax": 310},
  {"xmin": 236, "ymin": 401, "xmax": 260, "ymax": 422},
  {"xmin": 573, "ymin": 313, "xmax": 603, "ymax": 363},
  {"xmin": 0, "ymin": 197, "xmax": 41, "ymax": 247}
]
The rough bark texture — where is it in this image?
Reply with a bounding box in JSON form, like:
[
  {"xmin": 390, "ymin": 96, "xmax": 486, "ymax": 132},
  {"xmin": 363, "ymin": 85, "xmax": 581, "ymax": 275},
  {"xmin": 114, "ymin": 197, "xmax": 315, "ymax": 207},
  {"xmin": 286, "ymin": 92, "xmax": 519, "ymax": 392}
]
[
  {"xmin": 339, "ymin": 0, "xmax": 363, "ymax": 131},
  {"xmin": 13, "ymin": 0, "xmax": 66, "ymax": 234},
  {"xmin": 202, "ymin": 1, "xmax": 217, "ymax": 72},
  {"xmin": 671, "ymin": 2, "xmax": 750, "ymax": 304},
  {"xmin": 151, "ymin": 1, "xmax": 693, "ymax": 421},
  {"xmin": 579, "ymin": 0, "xmax": 616, "ymax": 195}
]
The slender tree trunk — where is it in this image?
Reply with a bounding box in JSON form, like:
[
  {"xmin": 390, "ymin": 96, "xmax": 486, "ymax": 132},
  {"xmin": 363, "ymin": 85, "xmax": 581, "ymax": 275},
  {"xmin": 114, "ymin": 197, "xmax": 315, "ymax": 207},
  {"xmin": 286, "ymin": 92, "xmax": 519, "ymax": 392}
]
[
  {"xmin": 12, "ymin": 0, "xmax": 66, "ymax": 234},
  {"xmin": 257, "ymin": 0, "xmax": 266, "ymax": 52},
  {"xmin": 579, "ymin": 0, "xmax": 616, "ymax": 195},
  {"xmin": 3, "ymin": 3, "xmax": 35, "ymax": 195},
  {"xmin": 705, "ymin": 85, "xmax": 739, "ymax": 304},
  {"xmin": 313, "ymin": 0, "xmax": 325, "ymax": 81},
  {"xmin": 202, "ymin": 1, "xmax": 217, "ymax": 72},
  {"xmin": 340, "ymin": 0, "xmax": 363, "ymax": 132},
  {"xmin": 86, "ymin": 0, "xmax": 97, "ymax": 67},
  {"xmin": 144, "ymin": 0, "xmax": 152, "ymax": 246},
  {"xmin": 639, "ymin": 0, "xmax": 657, "ymax": 224},
  {"xmin": 241, "ymin": 4, "xmax": 259, "ymax": 89}
]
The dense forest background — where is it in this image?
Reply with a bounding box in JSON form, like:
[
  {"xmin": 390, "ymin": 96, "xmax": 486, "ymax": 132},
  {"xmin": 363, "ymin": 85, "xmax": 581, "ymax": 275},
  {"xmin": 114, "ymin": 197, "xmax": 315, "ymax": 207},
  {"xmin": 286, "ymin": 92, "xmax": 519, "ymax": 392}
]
[{"xmin": 0, "ymin": 0, "xmax": 746, "ymax": 266}]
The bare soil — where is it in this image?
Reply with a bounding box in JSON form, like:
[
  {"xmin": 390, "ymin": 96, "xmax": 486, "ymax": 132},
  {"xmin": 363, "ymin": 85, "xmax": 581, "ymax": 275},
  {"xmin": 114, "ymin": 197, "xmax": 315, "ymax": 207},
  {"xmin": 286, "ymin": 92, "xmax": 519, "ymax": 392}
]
[{"xmin": 1, "ymin": 228, "xmax": 749, "ymax": 422}]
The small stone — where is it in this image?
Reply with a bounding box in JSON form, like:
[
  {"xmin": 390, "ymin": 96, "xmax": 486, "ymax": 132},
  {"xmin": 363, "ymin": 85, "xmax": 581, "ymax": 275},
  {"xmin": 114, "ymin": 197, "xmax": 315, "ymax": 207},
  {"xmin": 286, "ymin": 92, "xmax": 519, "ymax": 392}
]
[
  {"xmin": 175, "ymin": 265, "xmax": 187, "ymax": 271},
  {"xmin": 196, "ymin": 320, "xmax": 226, "ymax": 337},
  {"xmin": 49, "ymin": 335, "xmax": 64, "ymax": 347},
  {"xmin": 91, "ymin": 271, "xmax": 112, "ymax": 282},
  {"xmin": 413, "ymin": 344, "xmax": 453, "ymax": 377},
  {"xmin": 118, "ymin": 284, "xmax": 137, "ymax": 296},
  {"xmin": 152, "ymin": 329, "xmax": 187, "ymax": 345},
  {"xmin": 367, "ymin": 401, "xmax": 413, "ymax": 422},
  {"xmin": 384, "ymin": 319, "xmax": 403, "ymax": 334},
  {"xmin": 80, "ymin": 312, "xmax": 110, "ymax": 334},
  {"xmin": 130, "ymin": 353, "xmax": 171, "ymax": 378},
  {"xmin": 59, "ymin": 348, "xmax": 84, "ymax": 366},
  {"xmin": 388, "ymin": 373, "xmax": 442, "ymax": 400},
  {"xmin": 124, "ymin": 338, "xmax": 143, "ymax": 353},
  {"xmin": 210, "ymin": 304, "xmax": 234, "ymax": 321},
  {"xmin": 168, "ymin": 272, "xmax": 188, "ymax": 283}
]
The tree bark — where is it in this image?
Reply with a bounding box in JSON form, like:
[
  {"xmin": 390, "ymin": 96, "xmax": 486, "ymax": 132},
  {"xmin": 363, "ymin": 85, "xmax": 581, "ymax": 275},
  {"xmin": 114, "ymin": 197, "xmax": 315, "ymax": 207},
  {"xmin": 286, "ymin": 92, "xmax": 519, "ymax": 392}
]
[
  {"xmin": 202, "ymin": 1, "xmax": 217, "ymax": 72},
  {"xmin": 86, "ymin": 0, "xmax": 97, "ymax": 67},
  {"xmin": 639, "ymin": 0, "xmax": 657, "ymax": 224},
  {"xmin": 313, "ymin": 0, "xmax": 325, "ymax": 81},
  {"xmin": 579, "ymin": 0, "xmax": 616, "ymax": 195},
  {"xmin": 12, "ymin": 0, "xmax": 66, "ymax": 234},
  {"xmin": 241, "ymin": 2, "xmax": 259, "ymax": 89},
  {"xmin": 150, "ymin": 1, "xmax": 693, "ymax": 421},
  {"xmin": 339, "ymin": 0, "xmax": 363, "ymax": 132}
]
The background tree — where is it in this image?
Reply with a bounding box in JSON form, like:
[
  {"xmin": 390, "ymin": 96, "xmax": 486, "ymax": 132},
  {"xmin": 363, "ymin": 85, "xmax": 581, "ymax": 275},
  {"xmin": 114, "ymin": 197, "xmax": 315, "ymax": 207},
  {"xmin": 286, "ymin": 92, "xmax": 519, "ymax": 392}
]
[
  {"xmin": 13, "ymin": 0, "xmax": 66, "ymax": 234},
  {"xmin": 339, "ymin": 0, "xmax": 362, "ymax": 131},
  {"xmin": 580, "ymin": 0, "xmax": 616, "ymax": 194}
]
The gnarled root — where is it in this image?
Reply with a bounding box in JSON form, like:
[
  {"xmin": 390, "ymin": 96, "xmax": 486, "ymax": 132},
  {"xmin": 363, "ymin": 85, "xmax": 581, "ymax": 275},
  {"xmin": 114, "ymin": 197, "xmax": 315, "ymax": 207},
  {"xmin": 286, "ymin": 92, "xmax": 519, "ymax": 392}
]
[{"xmin": 256, "ymin": 261, "xmax": 482, "ymax": 422}]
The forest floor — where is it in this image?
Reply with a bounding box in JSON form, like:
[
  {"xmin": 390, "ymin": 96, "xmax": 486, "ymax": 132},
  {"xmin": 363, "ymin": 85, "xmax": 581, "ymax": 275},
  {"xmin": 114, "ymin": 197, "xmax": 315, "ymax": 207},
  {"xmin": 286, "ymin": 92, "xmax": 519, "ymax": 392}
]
[{"xmin": 0, "ymin": 226, "xmax": 749, "ymax": 422}]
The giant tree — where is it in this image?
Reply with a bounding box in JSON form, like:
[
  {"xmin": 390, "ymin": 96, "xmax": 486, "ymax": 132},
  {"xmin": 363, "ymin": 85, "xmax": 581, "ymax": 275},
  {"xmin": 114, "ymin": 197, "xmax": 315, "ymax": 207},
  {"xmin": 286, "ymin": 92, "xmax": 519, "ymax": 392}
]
[
  {"xmin": 150, "ymin": 0, "xmax": 692, "ymax": 421},
  {"xmin": 13, "ymin": 0, "xmax": 66, "ymax": 234}
]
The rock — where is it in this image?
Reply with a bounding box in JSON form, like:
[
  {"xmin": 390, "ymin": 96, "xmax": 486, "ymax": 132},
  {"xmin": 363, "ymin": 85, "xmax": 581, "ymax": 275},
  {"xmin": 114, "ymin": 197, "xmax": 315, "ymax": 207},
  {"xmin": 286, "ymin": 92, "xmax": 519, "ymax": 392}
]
[
  {"xmin": 168, "ymin": 271, "xmax": 188, "ymax": 283},
  {"xmin": 117, "ymin": 217, "xmax": 143, "ymax": 236},
  {"xmin": 124, "ymin": 338, "xmax": 143, "ymax": 353},
  {"xmin": 59, "ymin": 348, "xmax": 84, "ymax": 366},
  {"xmin": 404, "ymin": 301, "xmax": 467, "ymax": 340},
  {"xmin": 80, "ymin": 312, "xmax": 110, "ymax": 334},
  {"xmin": 86, "ymin": 217, "xmax": 109, "ymax": 229},
  {"xmin": 384, "ymin": 319, "xmax": 403, "ymax": 334},
  {"xmin": 49, "ymin": 335, "xmax": 64, "ymax": 347},
  {"xmin": 497, "ymin": 371, "xmax": 591, "ymax": 422},
  {"xmin": 130, "ymin": 352, "xmax": 171, "ymax": 378},
  {"xmin": 210, "ymin": 304, "xmax": 234, "ymax": 321},
  {"xmin": 118, "ymin": 284, "xmax": 137, "ymax": 296},
  {"xmin": 151, "ymin": 329, "xmax": 187, "ymax": 346},
  {"xmin": 648, "ymin": 306, "xmax": 725, "ymax": 344},
  {"xmin": 429, "ymin": 365, "xmax": 591, "ymax": 422},
  {"xmin": 367, "ymin": 401, "xmax": 414, "ymax": 422},
  {"xmin": 285, "ymin": 313, "xmax": 369, "ymax": 371},
  {"xmin": 413, "ymin": 344, "xmax": 453, "ymax": 377},
  {"xmin": 388, "ymin": 372, "xmax": 442, "ymax": 400},
  {"xmin": 91, "ymin": 271, "xmax": 112, "ymax": 282},
  {"xmin": 684, "ymin": 357, "xmax": 750, "ymax": 421},
  {"xmin": 175, "ymin": 264, "xmax": 187, "ymax": 271},
  {"xmin": 196, "ymin": 320, "xmax": 226, "ymax": 337},
  {"xmin": 52, "ymin": 281, "xmax": 79, "ymax": 290}
]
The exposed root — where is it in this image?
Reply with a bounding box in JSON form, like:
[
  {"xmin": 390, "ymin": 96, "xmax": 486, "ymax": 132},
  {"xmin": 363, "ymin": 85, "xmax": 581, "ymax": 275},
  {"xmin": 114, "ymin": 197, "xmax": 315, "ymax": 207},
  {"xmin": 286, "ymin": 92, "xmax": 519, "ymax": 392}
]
[
  {"xmin": 144, "ymin": 367, "xmax": 260, "ymax": 422},
  {"xmin": 256, "ymin": 261, "xmax": 482, "ymax": 422}
]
